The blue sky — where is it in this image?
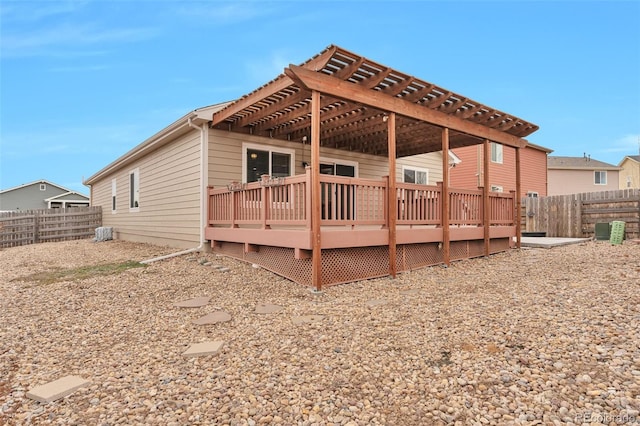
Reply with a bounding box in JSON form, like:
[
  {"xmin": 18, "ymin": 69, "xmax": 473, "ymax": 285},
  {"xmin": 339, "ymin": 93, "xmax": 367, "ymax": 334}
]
[{"xmin": 1, "ymin": 0, "xmax": 639, "ymax": 195}]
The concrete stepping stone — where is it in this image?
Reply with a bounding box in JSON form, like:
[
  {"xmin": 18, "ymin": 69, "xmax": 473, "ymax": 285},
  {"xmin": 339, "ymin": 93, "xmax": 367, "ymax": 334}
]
[
  {"xmin": 255, "ymin": 303, "xmax": 284, "ymax": 314},
  {"xmin": 292, "ymin": 315, "xmax": 325, "ymax": 325},
  {"xmin": 400, "ymin": 289, "xmax": 421, "ymax": 295},
  {"xmin": 173, "ymin": 296, "xmax": 210, "ymax": 308},
  {"xmin": 192, "ymin": 311, "xmax": 231, "ymax": 325},
  {"xmin": 366, "ymin": 299, "xmax": 388, "ymax": 307},
  {"xmin": 183, "ymin": 341, "xmax": 225, "ymax": 357},
  {"xmin": 26, "ymin": 375, "xmax": 91, "ymax": 403}
]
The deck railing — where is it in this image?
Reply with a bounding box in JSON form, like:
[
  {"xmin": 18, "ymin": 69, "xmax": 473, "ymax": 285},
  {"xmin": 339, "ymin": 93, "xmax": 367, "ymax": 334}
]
[
  {"xmin": 449, "ymin": 188, "xmax": 483, "ymax": 226},
  {"xmin": 396, "ymin": 182, "xmax": 441, "ymax": 225},
  {"xmin": 208, "ymin": 173, "xmax": 516, "ymax": 230},
  {"xmin": 489, "ymin": 191, "xmax": 515, "ymax": 225}
]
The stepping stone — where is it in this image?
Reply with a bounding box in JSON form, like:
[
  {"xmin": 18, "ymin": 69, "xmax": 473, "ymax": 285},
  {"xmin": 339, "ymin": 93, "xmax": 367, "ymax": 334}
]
[
  {"xmin": 400, "ymin": 289, "xmax": 421, "ymax": 295},
  {"xmin": 255, "ymin": 304, "xmax": 284, "ymax": 314},
  {"xmin": 173, "ymin": 296, "xmax": 210, "ymax": 308},
  {"xmin": 202, "ymin": 262, "xmax": 212, "ymax": 266},
  {"xmin": 183, "ymin": 341, "xmax": 225, "ymax": 357},
  {"xmin": 212, "ymin": 264, "xmax": 225, "ymax": 269},
  {"xmin": 192, "ymin": 311, "xmax": 232, "ymax": 325},
  {"xmin": 366, "ymin": 299, "xmax": 388, "ymax": 307},
  {"xmin": 292, "ymin": 315, "xmax": 325, "ymax": 325},
  {"xmin": 26, "ymin": 375, "xmax": 91, "ymax": 403},
  {"xmin": 217, "ymin": 267, "xmax": 231, "ymax": 273}
]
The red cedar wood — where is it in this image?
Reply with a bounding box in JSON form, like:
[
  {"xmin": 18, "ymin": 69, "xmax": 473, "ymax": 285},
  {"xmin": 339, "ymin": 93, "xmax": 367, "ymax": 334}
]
[
  {"xmin": 286, "ymin": 65, "xmax": 527, "ymax": 149},
  {"xmin": 311, "ymin": 90, "xmax": 322, "ymax": 291},
  {"xmin": 441, "ymin": 127, "xmax": 450, "ymax": 266},
  {"xmin": 483, "ymin": 139, "xmax": 491, "ymax": 256},
  {"xmin": 387, "ymin": 112, "xmax": 397, "ymax": 277}
]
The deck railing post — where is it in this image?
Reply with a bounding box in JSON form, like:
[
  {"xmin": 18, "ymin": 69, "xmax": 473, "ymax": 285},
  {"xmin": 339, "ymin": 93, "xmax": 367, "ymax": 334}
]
[
  {"xmin": 441, "ymin": 127, "xmax": 450, "ymax": 266},
  {"xmin": 261, "ymin": 185, "xmax": 269, "ymax": 229},
  {"xmin": 230, "ymin": 190, "xmax": 237, "ymax": 228}
]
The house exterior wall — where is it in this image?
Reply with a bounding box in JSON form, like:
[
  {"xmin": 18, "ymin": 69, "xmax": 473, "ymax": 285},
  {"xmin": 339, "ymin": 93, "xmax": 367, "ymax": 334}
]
[
  {"xmin": 548, "ymin": 169, "xmax": 620, "ymax": 195},
  {"xmin": 91, "ymin": 129, "xmax": 202, "ymax": 248},
  {"xmin": 450, "ymin": 145, "xmax": 548, "ymax": 197},
  {"xmin": 0, "ymin": 183, "xmax": 68, "ymax": 210},
  {"xmin": 207, "ymin": 129, "xmax": 443, "ymax": 188},
  {"xmin": 619, "ymin": 158, "xmax": 640, "ymax": 189}
]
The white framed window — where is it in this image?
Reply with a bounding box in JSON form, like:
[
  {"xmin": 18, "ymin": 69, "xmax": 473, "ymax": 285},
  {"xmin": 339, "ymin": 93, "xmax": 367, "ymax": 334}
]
[
  {"xmin": 594, "ymin": 171, "xmax": 607, "ymax": 185},
  {"xmin": 526, "ymin": 191, "xmax": 539, "ymax": 198},
  {"xmin": 243, "ymin": 143, "xmax": 295, "ymax": 183},
  {"xmin": 402, "ymin": 166, "xmax": 429, "ymax": 185},
  {"xmin": 39, "ymin": 183, "xmax": 46, "ymax": 191},
  {"xmin": 627, "ymin": 176, "xmax": 632, "ymax": 188},
  {"xmin": 490, "ymin": 142, "xmax": 503, "ymax": 164},
  {"xmin": 490, "ymin": 184, "xmax": 503, "ymax": 192},
  {"xmin": 129, "ymin": 168, "xmax": 140, "ymax": 211},
  {"xmin": 111, "ymin": 178, "xmax": 117, "ymax": 213}
]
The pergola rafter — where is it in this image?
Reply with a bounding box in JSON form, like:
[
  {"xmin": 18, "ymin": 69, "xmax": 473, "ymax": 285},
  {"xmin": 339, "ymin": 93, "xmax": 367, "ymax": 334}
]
[{"xmin": 212, "ymin": 45, "xmax": 537, "ymax": 157}]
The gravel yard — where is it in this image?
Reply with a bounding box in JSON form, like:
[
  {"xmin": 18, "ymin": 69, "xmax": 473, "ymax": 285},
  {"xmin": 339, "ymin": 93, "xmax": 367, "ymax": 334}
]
[{"xmin": 1, "ymin": 239, "xmax": 639, "ymax": 425}]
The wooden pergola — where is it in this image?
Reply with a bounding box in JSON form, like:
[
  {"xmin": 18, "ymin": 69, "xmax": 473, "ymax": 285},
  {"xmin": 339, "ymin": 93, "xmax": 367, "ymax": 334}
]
[{"xmin": 210, "ymin": 45, "xmax": 538, "ymax": 290}]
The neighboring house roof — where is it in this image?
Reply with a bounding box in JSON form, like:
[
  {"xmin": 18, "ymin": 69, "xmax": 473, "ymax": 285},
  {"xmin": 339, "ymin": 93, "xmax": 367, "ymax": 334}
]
[
  {"xmin": 618, "ymin": 155, "xmax": 640, "ymax": 165},
  {"xmin": 548, "ymin": 156, "xmax": 621, "ymax": 170},
  {"xmin": 44, "ymin": 191, "xmax": 90, "ymax": 202},
  {"xmin": 84, "ymin": 102, "xmax": 232, "ymax": 185},
  {"xmin": 0, "ymin": 179, "xmax": 88, "ymax": 196}
]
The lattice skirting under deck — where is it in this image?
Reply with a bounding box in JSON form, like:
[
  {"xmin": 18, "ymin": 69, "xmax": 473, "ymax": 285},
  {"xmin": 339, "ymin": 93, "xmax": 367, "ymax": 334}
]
[{"xmin": 212, "ymin": 238, "xmax": 511, "ymax": 288}]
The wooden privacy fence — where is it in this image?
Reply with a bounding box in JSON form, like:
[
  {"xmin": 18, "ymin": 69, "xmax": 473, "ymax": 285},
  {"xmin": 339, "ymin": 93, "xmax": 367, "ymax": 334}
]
[
  {"xmin": 0, "ymin": 207, "xmax": 102, "ymax": 248},
  {"xmin": 521, "ymin": 189, "xmax": 640, "ymax": 239}
]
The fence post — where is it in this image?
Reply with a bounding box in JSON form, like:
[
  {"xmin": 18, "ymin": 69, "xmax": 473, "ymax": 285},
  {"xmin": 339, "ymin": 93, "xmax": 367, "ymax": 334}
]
[{"xmin": 33, "ymin": 210, "xmax": 40, "ymax": 244}]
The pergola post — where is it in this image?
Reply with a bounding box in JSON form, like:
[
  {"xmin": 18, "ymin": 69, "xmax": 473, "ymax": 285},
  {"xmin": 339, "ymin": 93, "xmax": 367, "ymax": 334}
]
[
  {"xmin": 441, "ymin": 127, "xmax": 450, "ymax": 266},
  {"xmin": 311, "ymin": 90, "xmax": 322, "ymax": 291},
  {"xmin": 515, "ymin": 146, "xmax": 522, "ymax": 249},
  {"xmin": 483, "ymin": 139, "xmax": 491, "ymax": 256},
  {"xmin": 387, "ymin": 113, "xmax": 397, "ymax": 278}
]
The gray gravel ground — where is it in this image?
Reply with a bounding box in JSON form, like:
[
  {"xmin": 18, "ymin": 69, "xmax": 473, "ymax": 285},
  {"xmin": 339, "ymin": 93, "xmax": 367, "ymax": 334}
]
[{"xmin": 1, "ymin": 238, "xmax": 639, "ymax": 425}]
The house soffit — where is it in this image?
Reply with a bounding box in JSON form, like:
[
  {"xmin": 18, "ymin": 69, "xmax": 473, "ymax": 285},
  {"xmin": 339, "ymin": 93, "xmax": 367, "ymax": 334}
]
[{"xmin": 211, "ymin": 45, "xmax": 539, "ymax": 158}]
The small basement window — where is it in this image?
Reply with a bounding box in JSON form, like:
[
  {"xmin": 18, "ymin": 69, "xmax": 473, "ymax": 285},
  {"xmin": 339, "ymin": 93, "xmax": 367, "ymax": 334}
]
[
  {"xmin": 490, "ymin": 185, "xmax": 503, "ymax": 192},
  {"xmin": 526, "ymin": 191, "xmax": 539, "ymax": 198}
]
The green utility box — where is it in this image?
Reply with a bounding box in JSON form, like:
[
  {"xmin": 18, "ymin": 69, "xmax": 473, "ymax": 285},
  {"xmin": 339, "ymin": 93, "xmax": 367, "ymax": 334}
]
[
  {"xmin": 609, "ymin": 221, "xmax": 626, "ymax": 245},
  {"xmin": 595, "ymin": 222, "xmax": 611, "ymax": 240}
]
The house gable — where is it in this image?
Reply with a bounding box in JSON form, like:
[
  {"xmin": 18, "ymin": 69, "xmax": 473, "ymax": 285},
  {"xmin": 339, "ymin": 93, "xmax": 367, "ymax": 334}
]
[{"xmin": 0, "ymin": 180, "xmax": 88, "ymax": 211}]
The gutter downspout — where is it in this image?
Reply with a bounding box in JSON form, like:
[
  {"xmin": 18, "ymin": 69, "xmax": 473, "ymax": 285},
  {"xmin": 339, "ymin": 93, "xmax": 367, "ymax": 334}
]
[{"xmin": 141, "ymin": 116, "xmax": 207, "ymax": 264}]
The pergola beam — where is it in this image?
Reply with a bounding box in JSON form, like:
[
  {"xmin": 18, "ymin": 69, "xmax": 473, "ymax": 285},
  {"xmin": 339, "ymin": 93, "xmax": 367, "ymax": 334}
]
[{"xmin": 285, "ymin": 65, "xmax": 528, "ymax": 149}]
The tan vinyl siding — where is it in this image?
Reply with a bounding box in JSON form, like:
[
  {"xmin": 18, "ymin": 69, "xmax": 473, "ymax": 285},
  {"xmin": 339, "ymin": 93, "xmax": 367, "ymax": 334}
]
[
  {"xmin": 208, "ymin": 129, "xmax": 444, "ymax": 187},
  {"xmin": 91, "ymin": 130, "xmax": 202, "ymax": 248}
]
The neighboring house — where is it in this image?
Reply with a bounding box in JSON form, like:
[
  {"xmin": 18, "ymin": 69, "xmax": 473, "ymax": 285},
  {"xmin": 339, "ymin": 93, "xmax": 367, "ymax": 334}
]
[
  {"xmin": 548, "ymin": 156, "xmax": 621, "ymax": 195},
  {"xmin": 618, "ymin": 155, "xmax": 640, "ymax": 189},
  {"xmin": 450, "ymin": 142, "xmax": 552, "ymax": 198},
  {"xmin": 0, "ymin": 179, "xmax": 90, "ymax": 211},
  {"xmin": 85, "ymin": 45, "xmax": 539, "ymax": 289}
]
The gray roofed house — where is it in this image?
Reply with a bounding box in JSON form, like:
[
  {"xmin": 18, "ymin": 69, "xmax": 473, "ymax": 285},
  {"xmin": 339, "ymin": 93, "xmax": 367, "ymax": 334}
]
[
  {"xmin": 547, "ymin": 155, "xmax": 621, "ymax": 195},
  {"xmin": 0, "ymin": 180, "xmax": 90, "ymax": 211}
]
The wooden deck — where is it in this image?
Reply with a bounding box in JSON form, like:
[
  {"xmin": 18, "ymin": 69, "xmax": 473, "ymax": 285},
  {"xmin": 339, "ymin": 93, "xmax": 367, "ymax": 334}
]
[{"xmin": 205, "ymin": 171, "xmax": 517, "ymax": 287}]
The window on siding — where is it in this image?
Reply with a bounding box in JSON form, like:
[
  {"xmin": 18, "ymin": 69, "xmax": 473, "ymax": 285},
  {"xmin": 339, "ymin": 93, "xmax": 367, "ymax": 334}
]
[
  {"xmin": 491, "ymin": 184, "xmax": 503, "ymax": 192},
  {"xmin": 402, "ymin": 166, "xmax": 429, "ymax": 185},
  {"xmin": 244, "ymin": 144, "xmax": 294, "ymax": 183},
  {"xmin": 129, "ymin": 169, "xmax": 140, "ymax": 210},
  {"xmin": 40, "ymin": 183, "xmax": 46, "ymax": 191},
  {"xmin": 627, "ymin": 176, "xmax": 631, "ymax": 188},
  {"xmin": 594, "ymin": 171, "xmax": 607, "ymax": 185},
  {"xmin": 526, "ymin": 191, "xmax": 539, "ymax": 198},
  {"xmin": 111, "ymin": 179, "xmax": 117, "ymax": 213},
  {"xmin": 490, "ymin": 143, "xmax": 503, "ymax": 164}
]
